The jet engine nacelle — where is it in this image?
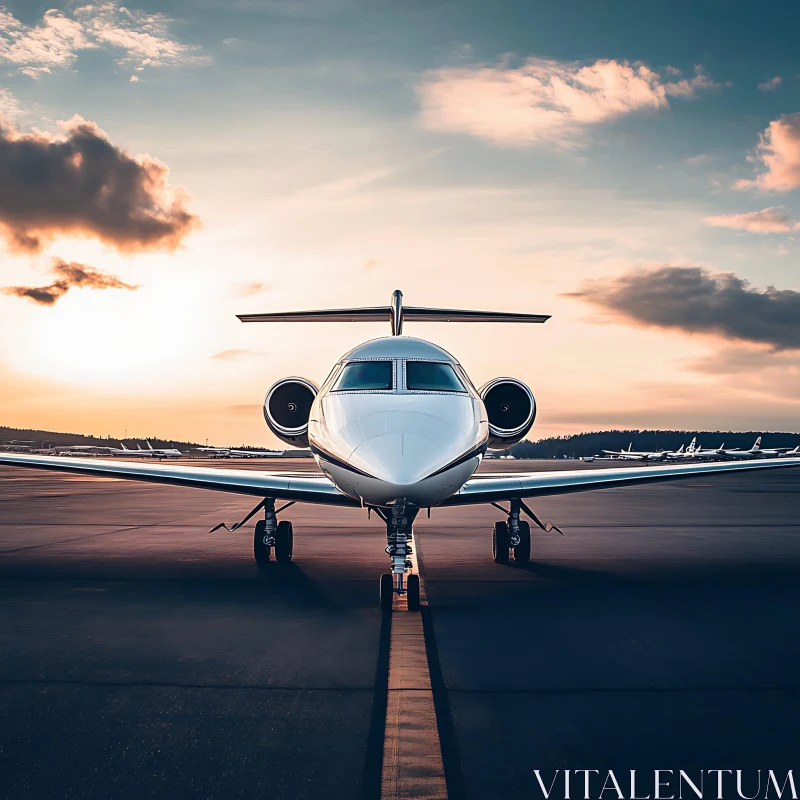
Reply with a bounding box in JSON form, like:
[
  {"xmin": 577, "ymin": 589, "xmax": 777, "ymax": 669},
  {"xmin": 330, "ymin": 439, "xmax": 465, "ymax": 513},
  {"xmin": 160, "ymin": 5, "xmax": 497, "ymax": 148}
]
[
  {"xmin": 264, "ymin": 377, "xmax": 318, "ymax": 448},
  {"xmin": 479, "ymin": 377, "xmax": 536, "ymax": 450}
]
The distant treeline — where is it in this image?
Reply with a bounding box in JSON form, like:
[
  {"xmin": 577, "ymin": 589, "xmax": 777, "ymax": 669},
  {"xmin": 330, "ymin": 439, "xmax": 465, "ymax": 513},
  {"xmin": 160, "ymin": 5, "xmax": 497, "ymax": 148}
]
[
  {"xmin": 0, "ymin": 427, "xmax": 203, "ymax": 450},
  {"xmin": 5, "ymin": 425, "xmax": 800, "ymax": 459},
  {"xmin": 509, "ymin": 430, "xmax": 800, "ymax": 459}
]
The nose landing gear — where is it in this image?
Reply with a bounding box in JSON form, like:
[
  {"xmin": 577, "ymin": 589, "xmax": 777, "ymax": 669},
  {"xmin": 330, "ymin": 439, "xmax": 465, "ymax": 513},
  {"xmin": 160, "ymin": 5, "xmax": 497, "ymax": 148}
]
[{"xmin": 378, "ymin": 502, "xmax": 421, "ymax": 612}]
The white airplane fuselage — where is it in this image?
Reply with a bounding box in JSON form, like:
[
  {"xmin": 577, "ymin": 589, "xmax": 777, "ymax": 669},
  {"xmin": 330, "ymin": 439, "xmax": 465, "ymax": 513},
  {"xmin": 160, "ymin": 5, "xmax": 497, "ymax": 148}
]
[{"xmin": 307, "ymin": 336, "xmax": 490, "ymax": 508}]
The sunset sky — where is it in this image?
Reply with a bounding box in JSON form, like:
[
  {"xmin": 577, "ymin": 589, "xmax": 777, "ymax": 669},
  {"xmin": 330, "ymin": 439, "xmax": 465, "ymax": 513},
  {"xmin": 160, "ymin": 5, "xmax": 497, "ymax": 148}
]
[{"xmin": 1, "ymin": 0, "xmax": 800, "ymax": 447}]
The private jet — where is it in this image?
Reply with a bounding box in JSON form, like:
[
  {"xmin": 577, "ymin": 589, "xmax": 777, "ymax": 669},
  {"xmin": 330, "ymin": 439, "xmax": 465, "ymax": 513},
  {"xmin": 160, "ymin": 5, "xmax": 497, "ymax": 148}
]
[{"xmin": 2, "ymin": 291, "xmax": 800, "ymax": 611}]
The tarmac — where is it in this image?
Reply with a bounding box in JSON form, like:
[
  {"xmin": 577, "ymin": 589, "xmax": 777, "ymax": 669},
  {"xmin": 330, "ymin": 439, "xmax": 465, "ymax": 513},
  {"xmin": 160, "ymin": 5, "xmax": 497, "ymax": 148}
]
[{"xmin": 1, "ymin": 458, "xmax": 799, "ymax": 799}]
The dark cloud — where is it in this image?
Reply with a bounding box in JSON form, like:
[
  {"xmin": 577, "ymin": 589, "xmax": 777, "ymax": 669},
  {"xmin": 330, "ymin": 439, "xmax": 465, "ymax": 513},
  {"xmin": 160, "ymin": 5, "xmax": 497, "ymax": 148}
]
[
  {"xmin": 2, "ymin": 259, "xmax": 139, "ymax": 305},
  {"xmin": 565, "ymin": 265, "xmax": 800, "ymax": 350},
  {"xmin": 0, "ymin": 116, "xmax": 199, "ymax": 253}
]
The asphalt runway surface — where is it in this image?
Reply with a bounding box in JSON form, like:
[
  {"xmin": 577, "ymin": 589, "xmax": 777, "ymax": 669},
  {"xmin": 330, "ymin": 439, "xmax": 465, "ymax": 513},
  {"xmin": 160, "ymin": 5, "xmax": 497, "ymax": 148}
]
[{"xmin": 1, "ymin": 457, "xmax": 799, "ymax": 799}]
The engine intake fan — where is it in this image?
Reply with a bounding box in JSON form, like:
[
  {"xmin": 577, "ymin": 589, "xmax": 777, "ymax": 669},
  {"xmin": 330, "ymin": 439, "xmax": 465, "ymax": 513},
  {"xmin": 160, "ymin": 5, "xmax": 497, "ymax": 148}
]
[
  {"xmin": 479, "ymin": 377, "xmax": 536, "ymax": 450},
  {"xmin": 264, "ymin": 377, "xmax": 318, "ymax": 447}
]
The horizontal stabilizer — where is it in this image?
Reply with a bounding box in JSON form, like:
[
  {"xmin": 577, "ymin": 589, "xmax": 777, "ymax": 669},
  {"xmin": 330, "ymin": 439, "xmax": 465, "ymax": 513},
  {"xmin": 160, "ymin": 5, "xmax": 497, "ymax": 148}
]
[
  {"xmin": 238, "ymin": 290, "xmax": 549, "ymax": 335},
  {"xmin": 238, "ymin": 307, "xmax": 389, "ymax": 323},
  {"xmin": 237, "ymin": 306, "xmax": 549, "ymax": 324}
]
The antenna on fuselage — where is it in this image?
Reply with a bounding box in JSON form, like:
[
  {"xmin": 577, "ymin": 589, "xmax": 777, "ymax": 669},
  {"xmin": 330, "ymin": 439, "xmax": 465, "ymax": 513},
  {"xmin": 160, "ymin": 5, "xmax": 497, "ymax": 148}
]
[{"xmin": 237, "ymin": 290, "xmax": 550, "ymax": 336}]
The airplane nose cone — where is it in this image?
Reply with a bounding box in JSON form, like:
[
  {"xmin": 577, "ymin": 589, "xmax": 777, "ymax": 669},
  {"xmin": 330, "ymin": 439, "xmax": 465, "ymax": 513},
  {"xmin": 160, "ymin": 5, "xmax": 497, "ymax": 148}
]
[{"xmin": 349, "ymin": 432, "xmax": 446, "ymax": 486}]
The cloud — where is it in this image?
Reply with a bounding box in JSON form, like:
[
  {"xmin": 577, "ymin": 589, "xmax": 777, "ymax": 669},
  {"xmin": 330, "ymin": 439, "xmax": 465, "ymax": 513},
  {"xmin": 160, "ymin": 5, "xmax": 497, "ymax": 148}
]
[
  {"xmin": 234, "ymin": 281, "xmax": 270, "ymax": 297},
  {"xmin": 0, "ymin": 2, "xmax": 207, "ymax": 78},
  {"xmin": 227, "ymin": 403, "xmax": 261, "ymax": 414},
  {"xmin": 736, "ymin": 114, "xmax": 800, "ymax": 191},
  {"xmin": 0, "ymin": 88, "xmax": 20, "ymax": 120},
  {"xmin": 418, "ymin": 58, "xmax": 718, "ymax": 147},
  {"xmin": 0, "ymin": 115, "xmax": 198, "ymax": 253},
  {"xmin": 210, "ymin": 349, "xmax": 263, "ymax": 360},
  {"xmin": 704, "ymin": 207, "xmax": 797, "ymax": 234},
  {"xmin": 1, "ymin": 258, "xmax": 139, "ymax": 305},
  {"xmin": 758, "ymin": 76, "xmax": 782, "ymax": 92},
  {"xmin": 685, "ymin": 346, "xmax": 800, "ymax": 375},
  {"xmin": 564, "ymin": 264, "xmax": 800, "ymax": 350}
]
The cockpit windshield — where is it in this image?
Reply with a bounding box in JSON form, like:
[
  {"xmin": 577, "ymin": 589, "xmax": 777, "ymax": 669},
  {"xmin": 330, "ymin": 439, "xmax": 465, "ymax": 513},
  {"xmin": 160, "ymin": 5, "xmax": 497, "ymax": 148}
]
[
  {"xmin": 334, "ymin": 361, "xmax": 393, "ymax": 391},
  {"xmin": 405, "ymin": 361, "xmax": 466, "ymax": 393}
]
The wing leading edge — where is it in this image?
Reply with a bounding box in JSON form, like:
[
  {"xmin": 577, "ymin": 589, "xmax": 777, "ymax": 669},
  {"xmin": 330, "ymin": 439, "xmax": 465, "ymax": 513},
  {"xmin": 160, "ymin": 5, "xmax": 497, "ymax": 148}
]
[
  {"xmin": 3, "ymin": 452, "xmax": 799, "ymax": 509},
  {"xmin": 0, "ymin": 453, "xmax": 359, "ymax": 506},
  {"xmin": 443, "ymin": 457, "xmax": 800, "ymax": 506}
]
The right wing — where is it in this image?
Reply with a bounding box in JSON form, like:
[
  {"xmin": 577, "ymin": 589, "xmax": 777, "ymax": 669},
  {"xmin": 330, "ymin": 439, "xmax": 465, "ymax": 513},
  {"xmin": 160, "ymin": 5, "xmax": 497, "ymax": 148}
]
[
  {"xmin": 444, "ymin": 457, "xmax": 800, "ymax": 505},
  {"xmin": 0, "ymin": 453, "xmax": 358, "ymax": 507}
]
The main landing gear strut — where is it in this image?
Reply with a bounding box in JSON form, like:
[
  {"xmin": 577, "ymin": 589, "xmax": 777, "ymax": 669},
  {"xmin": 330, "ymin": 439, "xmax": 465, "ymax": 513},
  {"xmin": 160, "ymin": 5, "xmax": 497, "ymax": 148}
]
[
  {"xmin": 491, "ymin": 498, "xmax": 563, "ymax": 565},
  {"xmin": 210, "ymin": 497, "xmax": 296, "ymax": 566},
  {"xmin": 376, "ymin": 502, "xmax": 420, "ymax": 612},
  {"xmin": 254, "ymin": 498, "xmax": 295, "ymax": 565}
]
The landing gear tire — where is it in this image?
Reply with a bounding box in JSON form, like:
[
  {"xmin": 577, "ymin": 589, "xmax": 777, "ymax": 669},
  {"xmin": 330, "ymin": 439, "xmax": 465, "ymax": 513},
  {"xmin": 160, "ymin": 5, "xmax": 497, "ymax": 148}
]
[
  {"xmin": 254, "ymin": 520, "xmax": 271, "ymax": 566},
  {"xmin": 513, "ymin": 520, "xmax": 531, "ymax": 565},
  {"xmin": 274, "ymin": 520, "xmax": 293, "ymax": 563},
  {"xmin": 406, "ymin": 574, "xmax": 421, "ymax": 611},
  {"xmin": 380, "ymin": 573, "xmax": 394, "ymax": 612},
  {"xmin": 493, "ymin": 521, "xmax": 510, "ymax": 564}
]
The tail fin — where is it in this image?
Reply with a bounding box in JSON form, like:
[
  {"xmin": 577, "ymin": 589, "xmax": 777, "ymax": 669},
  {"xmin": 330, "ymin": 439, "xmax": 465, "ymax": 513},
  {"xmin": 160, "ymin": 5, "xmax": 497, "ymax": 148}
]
[
  {"xmin": 146, "ymin": 441, "xmax": 154, "ymax": 450},
  {"xmin": 119, "ymin": 442, "xmax": 129, "ymax": 450},
  {"xmin": 753, "ymin": 436, "xmax": 762, "ymax": 451},
  {"xmin": 238, "ymin": 290, "xmax": 550, "ymax": 336},
  {"xmin": 677, "ymin": 444, "xmax": 684, "ymax": 453}
]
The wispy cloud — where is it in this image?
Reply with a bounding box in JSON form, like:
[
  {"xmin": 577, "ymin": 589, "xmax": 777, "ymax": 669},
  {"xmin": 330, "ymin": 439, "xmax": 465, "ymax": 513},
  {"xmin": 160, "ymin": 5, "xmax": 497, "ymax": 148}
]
[
  {"xmin": 736, "ymin": 113, "xmax": 800, "ymax": 191},
  {"xmin": 685, "ymin": 345, "xmax": 799, "ymax": 375},
  {"xmin": 0, "ymin": 115, "xmax": 199, "ymax": 253},
  {"xmin": 234, "ymin": 281, "xmax": 270, "ymax": 297},
  {"xmin": 704, "ymin": 207, "xmax": 797, "ymax": 234},
  {"xmin": 0, "ymin": 87, "xmax": 20, "ymax": 120},
  {"xmin": 0, "ymin": 2, "xmax": 208, "ymax": 79},
  {"xmin": 758, "ymin": 75, "xmax": 782, "ymax": 92},
  {"xmin": 418, "ymin": 58, "xmax": 718, "ymax": 147},
  {"xmin": 211, "ymin": 349, "xmax": 264, "ymax": 360},
  {"xmin": 564, "ymin": 264, "xmax": 800, "ymax": 350},
  {"xmin": 2, "ymin": 259, "xmax": 139, "ymax": 306}
]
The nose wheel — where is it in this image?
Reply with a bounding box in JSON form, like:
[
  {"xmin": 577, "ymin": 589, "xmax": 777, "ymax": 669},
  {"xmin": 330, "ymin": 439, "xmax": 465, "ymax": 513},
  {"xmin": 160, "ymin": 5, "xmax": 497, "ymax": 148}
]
[
  {"xmin": 378, "ymin": 501, "xmax": 420, "ymax": 611},
  {"xmin": 379, "ymin": 572, "xmax": 421, "ymax": 612},
  {"xmin": 379, "ymin": 573, "xmax": 393, "ymax": 611}
]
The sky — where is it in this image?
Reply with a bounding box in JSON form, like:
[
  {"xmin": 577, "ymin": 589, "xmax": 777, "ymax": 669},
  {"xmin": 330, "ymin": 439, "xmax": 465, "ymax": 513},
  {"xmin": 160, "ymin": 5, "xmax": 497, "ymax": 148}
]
[{"xmin": 1, "ymin": 0, "xmax": 800, "ymax": 446}]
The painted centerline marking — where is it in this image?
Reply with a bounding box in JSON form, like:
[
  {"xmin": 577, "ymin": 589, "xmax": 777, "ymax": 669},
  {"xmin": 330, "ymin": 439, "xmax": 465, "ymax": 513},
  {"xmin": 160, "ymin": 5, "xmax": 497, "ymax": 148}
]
[{"xmin": 381, "ymin": 534, "xmax": 448, "ymax": 800}]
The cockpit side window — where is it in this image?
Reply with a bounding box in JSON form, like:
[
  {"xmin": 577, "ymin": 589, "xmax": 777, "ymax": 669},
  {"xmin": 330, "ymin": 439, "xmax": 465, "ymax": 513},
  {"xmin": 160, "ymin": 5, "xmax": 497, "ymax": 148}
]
[
  {"xmin": 333, "ymin": 360, "xmax": 394, "ymax": 391},
  {"xmin": 405, "ymin": 361, "xmax": 466, "ymax": 393}
]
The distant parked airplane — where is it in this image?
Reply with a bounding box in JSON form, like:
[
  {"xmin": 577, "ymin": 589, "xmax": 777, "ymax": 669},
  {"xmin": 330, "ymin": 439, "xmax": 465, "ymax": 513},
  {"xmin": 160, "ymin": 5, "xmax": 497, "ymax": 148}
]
[
  {"xmin": 59, "ymin": 442, "xmax": 183, "ymax": 458},
  {"xmin": 198, "ymin": 447, "xmax": 279, "ymax": 458},
  {"xmin": 718, "ymin": 437, "xmax": 789, "ymax": 460},
  {"xmin": 602, "ymin": 442, "xmax": 686, "ymax": 462}
]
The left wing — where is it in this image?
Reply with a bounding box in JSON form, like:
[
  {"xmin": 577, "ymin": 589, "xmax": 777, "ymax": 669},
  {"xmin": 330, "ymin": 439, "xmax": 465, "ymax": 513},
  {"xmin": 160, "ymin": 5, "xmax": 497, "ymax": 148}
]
[
  {"xmin": 443, "ymin": 457, "xmax": 800, "ymax": 506},
  {"xmin": 0, "ymin": 453, "xmax": 358, "ymax": 507}
]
